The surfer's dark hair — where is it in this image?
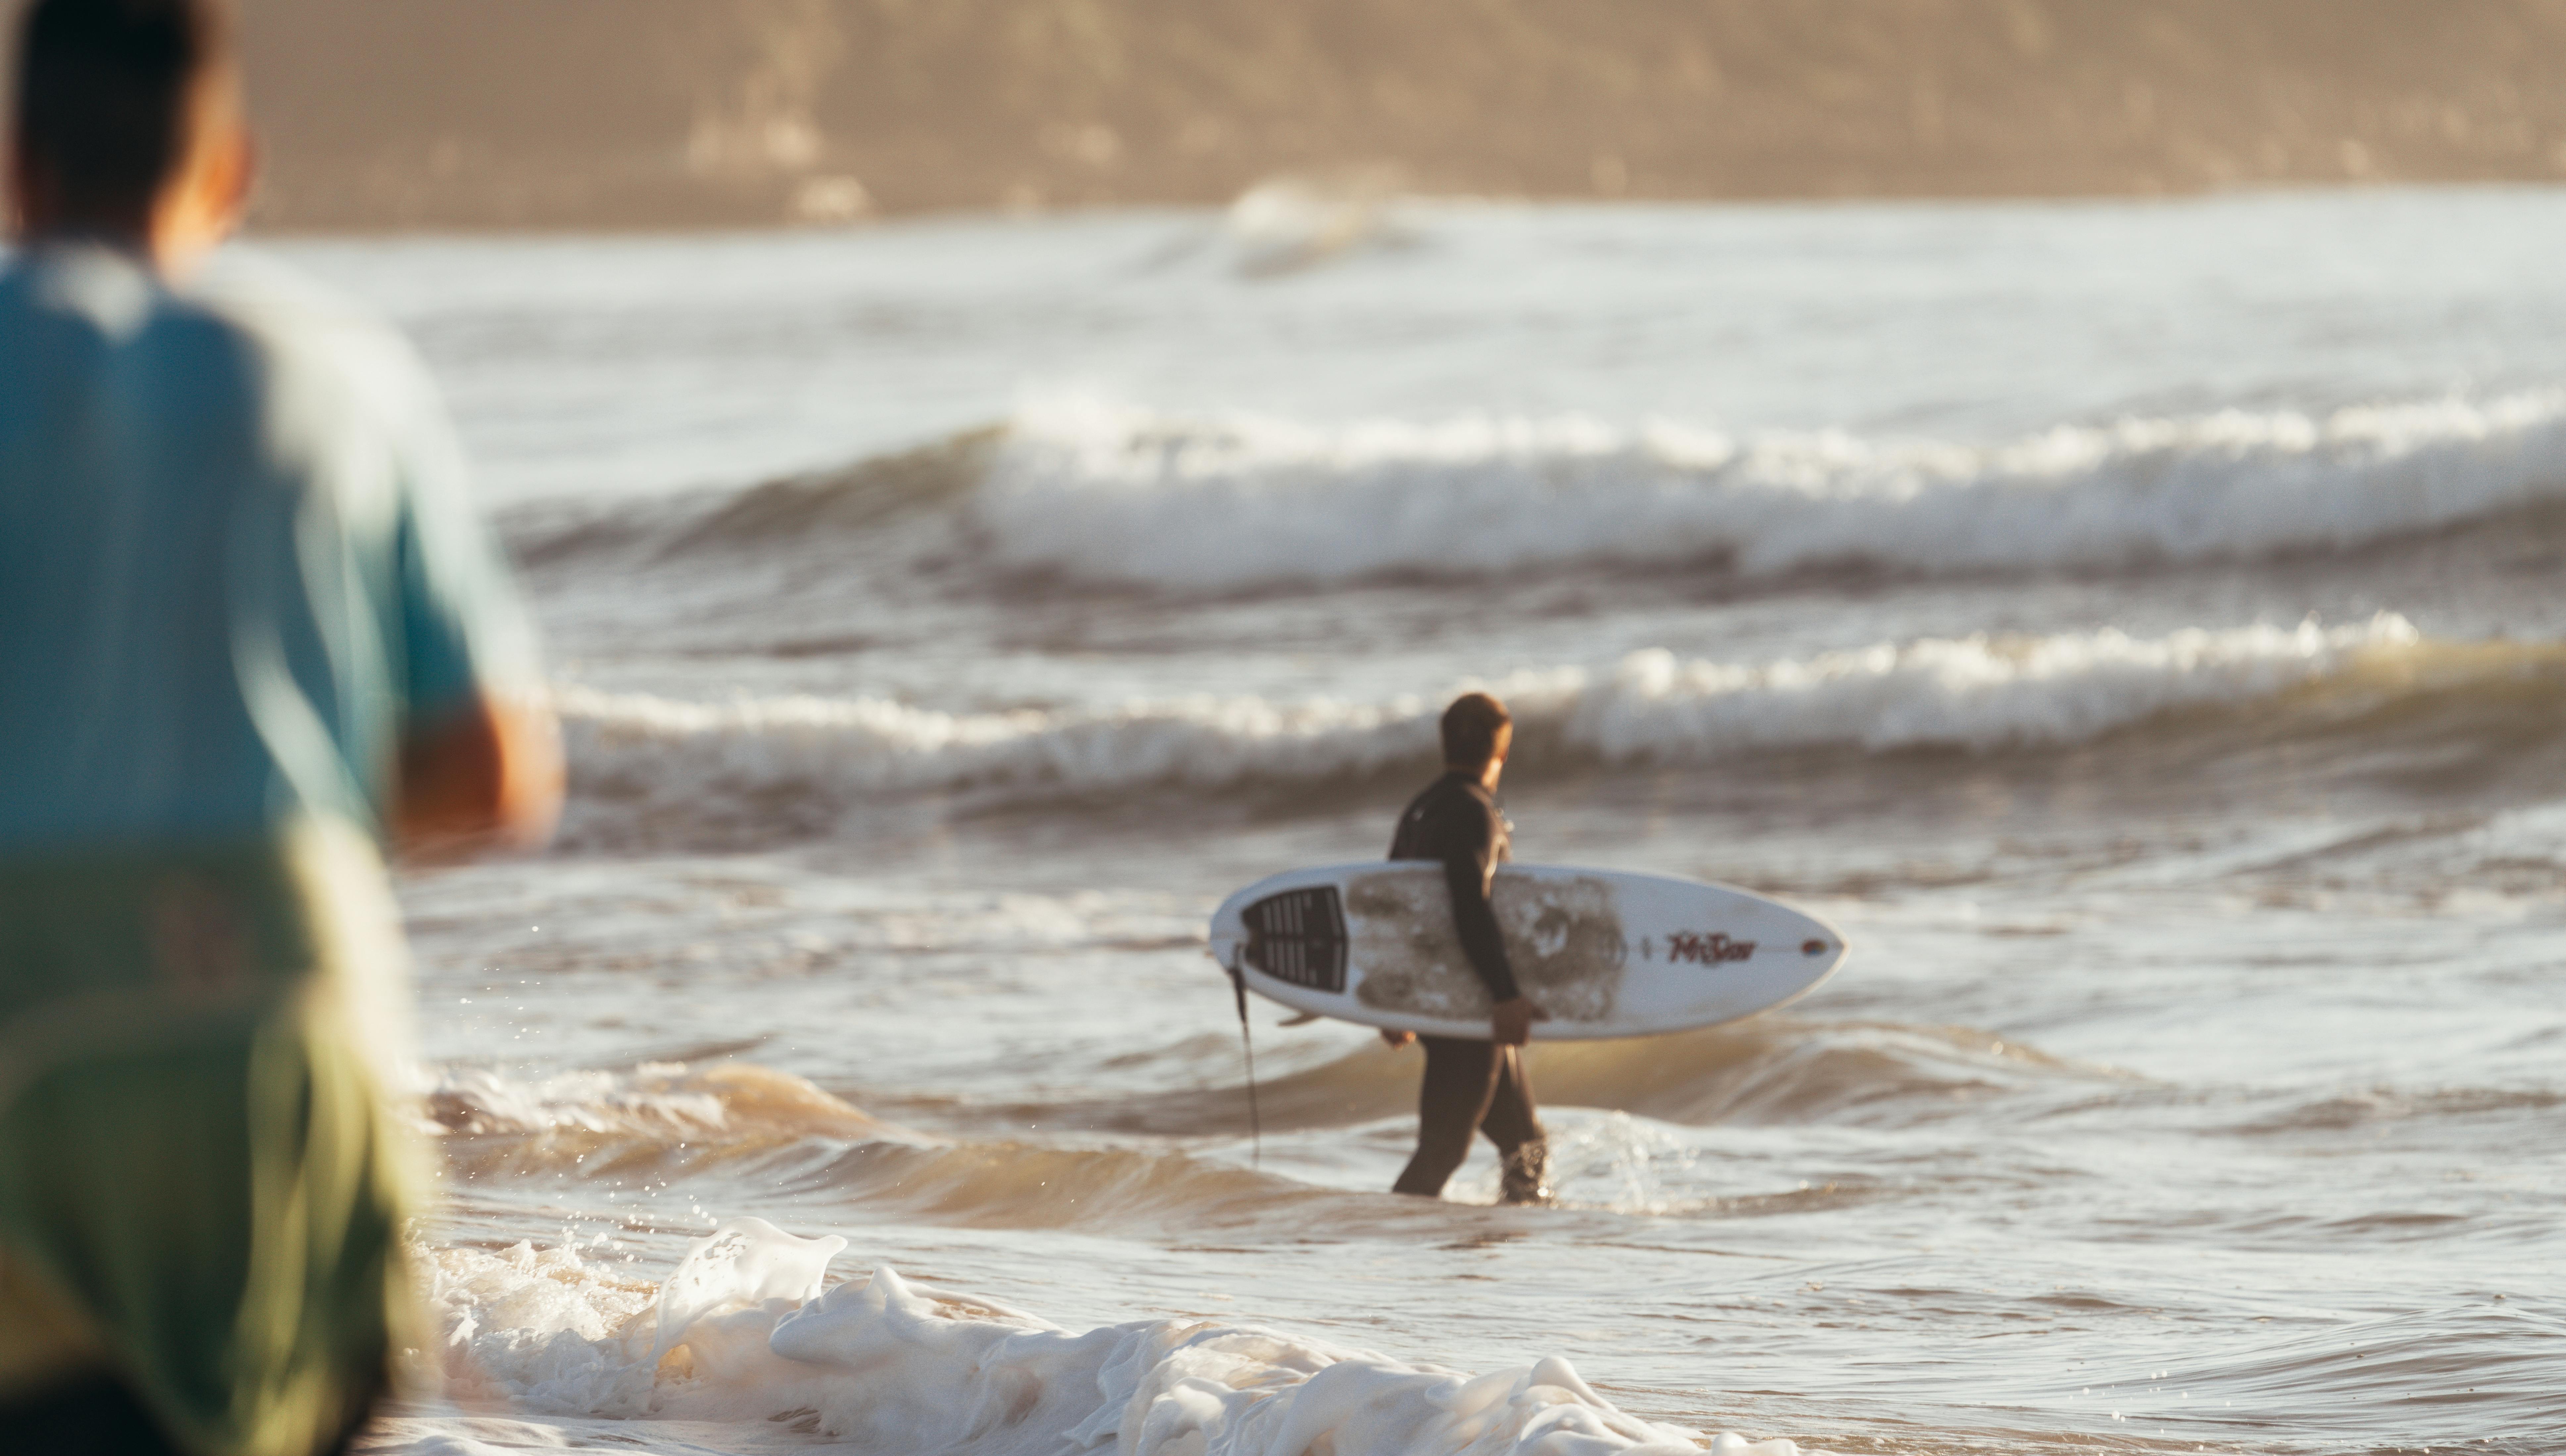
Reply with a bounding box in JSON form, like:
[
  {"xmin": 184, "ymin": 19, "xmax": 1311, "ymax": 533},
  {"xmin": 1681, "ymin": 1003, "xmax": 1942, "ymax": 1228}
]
[
  {"xmin": 12, "ymin": 0, "xmax": 232, "ymax": 218},
  {"xmin": 1441, "ymin": 692, "xmax": 1512, "ymax": 770}
]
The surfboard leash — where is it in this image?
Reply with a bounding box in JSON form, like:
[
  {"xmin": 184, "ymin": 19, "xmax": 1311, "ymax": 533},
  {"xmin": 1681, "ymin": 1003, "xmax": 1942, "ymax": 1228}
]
[{"xmin": 1225, "ymin": 961, "xmax": 1263, "ymax": 1167}]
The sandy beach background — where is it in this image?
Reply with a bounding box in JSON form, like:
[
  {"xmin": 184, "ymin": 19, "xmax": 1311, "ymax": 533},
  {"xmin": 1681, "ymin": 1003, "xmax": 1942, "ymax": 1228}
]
[{"xmin": 5, "ymin": 1, "xmax": 2565, "ymax": 228}]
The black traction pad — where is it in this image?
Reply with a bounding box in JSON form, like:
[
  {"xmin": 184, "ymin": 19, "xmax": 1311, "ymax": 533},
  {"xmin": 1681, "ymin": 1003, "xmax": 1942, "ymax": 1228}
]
[{"xmin": 1241, "ymin": 885, "xmax": 1349, "ymax": 993}]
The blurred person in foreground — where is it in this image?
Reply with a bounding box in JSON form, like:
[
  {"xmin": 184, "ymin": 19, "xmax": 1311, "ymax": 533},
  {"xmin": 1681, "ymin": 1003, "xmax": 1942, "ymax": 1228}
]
[
  {"xmin": 0, "ymin": 1, "xmax": 560, "ymax": 1451},
  {"xmin": 1380, "ymin": 693, "xmax": 1550, "ymax": 1204}
]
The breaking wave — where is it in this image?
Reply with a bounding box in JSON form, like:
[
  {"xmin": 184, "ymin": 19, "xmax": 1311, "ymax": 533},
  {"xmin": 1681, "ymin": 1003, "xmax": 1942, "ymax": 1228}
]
[
  {"xmin": 396, "ymin": 1217, "xmax": 1813, "ymax": 1456},
  {"xmin": 555, "ymin": 615, "xmax": 2490, "ymax": 831},
  {"xmin": 1002, "ymin": 1019, "xmax": 2115, "ymax": 1144},
  {"xmin": 964, "ymin": 391, "xmax": 2566, "ymax": 589},
  {"xmin": 425, "ymin": 1063, "xmax": 1325, "ymax": 1233},
  {"xmin": 427, "ymin": 1061, "xmax": 909, "ymax": 1143},
  {"xmin": 416, "ymin": 1027, "xmax": 2112, "ymax": 1232}
]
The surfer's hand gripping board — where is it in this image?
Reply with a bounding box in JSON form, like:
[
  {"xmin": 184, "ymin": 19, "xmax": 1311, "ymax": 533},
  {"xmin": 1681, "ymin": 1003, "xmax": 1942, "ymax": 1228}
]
[{"xmin": 1209, "ymin": 863, "xmax": 1847, "ymax": 1042}]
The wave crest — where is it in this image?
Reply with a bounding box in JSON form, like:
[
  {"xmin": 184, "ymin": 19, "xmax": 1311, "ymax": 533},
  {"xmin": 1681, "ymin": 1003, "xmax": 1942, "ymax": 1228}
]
[
  {"xmin": 555, "ymin": 617, "xmax": 2440, "ymax": 833},
  {"xmin": 968, "ymin": 393, "xmax": 2566, "ymax": 588}
]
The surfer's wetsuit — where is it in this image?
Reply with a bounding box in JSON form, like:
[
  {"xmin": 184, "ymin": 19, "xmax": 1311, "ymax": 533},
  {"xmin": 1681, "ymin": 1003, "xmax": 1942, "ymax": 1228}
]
[{"xmin": 1386, "ymin": 771, "xmax": 1549, "ymax": 1204}]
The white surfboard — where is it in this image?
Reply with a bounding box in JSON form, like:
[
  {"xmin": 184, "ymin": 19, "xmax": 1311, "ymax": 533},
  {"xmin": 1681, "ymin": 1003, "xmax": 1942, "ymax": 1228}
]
[{"xmin": 1208, "ymin": 863, "xmax": 1847, "ymax": 1041}]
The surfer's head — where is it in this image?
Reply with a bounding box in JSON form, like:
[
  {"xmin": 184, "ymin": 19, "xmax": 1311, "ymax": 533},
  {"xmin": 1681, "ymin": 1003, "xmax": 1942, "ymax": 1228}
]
[
  {"xmin": 10, "ymin": 0, "xmax": 249, "ymax": 269},
  {"xmin": 1441, "ymin": 692, "xmax": 1512, "ymax": 784}
]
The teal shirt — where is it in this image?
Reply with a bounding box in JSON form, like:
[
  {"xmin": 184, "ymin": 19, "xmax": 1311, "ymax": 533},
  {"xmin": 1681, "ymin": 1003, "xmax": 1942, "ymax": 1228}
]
[{"xmin": 0, "ymin": 242, "xmax": 535, "ymax": 855}]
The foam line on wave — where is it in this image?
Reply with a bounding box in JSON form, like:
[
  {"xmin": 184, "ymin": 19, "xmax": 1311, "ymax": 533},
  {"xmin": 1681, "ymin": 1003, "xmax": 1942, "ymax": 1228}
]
[
  {"xmin": 426, "ymin": 1062, "xmax": 913, "ymax": 1143},
  {"xmin": 970, "ymin": 391, "xmax": 2566, "ymax": 588},
  {"xmin": 555, "ymin": 614, "xmax": 2434, "ymax": 815}
]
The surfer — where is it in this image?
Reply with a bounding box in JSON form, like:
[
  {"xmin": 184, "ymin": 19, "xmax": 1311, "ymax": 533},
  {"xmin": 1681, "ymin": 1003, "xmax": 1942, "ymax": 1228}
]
[
  {"xmin": 1382, "ymin": 693, "xmax": 1552, "ymax": 1204},
  {"xmin": 0, "ymin": 2, "xmax": 559, "ymax": 1450}
]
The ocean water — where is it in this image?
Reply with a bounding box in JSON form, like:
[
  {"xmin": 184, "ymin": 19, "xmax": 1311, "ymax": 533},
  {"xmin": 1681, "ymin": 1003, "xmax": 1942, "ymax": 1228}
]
[{"xmin": 275, "ymin": 189, "xmax": 2566, "ymax": 1456}]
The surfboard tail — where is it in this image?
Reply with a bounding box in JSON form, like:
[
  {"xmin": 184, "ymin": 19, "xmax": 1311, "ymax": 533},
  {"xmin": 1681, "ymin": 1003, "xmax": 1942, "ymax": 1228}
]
[{"xmin": 1236, "ymin": 885, "xmax": 1349, "ymax": 993}]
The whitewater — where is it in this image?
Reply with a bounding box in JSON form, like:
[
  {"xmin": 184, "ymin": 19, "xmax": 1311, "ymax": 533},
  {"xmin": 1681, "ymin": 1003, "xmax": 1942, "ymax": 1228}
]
[
  {"xmin": 397, "ymin": 1217, "xmax": 1758, "ymax": 1456},
  {"xmin": 553, "ymin": 616, "xmax": 2443, "ymax": 824},
  {"xmin": 257, "ymin": 187, "xmax": 2566, "ymax": 1456},
  {"xmin": 974, "ymin": 390, "xmax": 2566, "ymax": 588}
]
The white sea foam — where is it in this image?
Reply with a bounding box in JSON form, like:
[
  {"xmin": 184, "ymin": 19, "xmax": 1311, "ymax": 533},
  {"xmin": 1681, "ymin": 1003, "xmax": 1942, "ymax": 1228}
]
[
  {"xmin": 556, "ymin": 616, "xmax": 2427, "ymax": 821},
  {"xmin": 558, "ymin": 683, "xmax": 1428, "ymax": 800},
  {"xmin": 969, "ymin": 393, "xmax": 2566, "ymax": 588},
  {"xmin": 1574, "ymin": 614, "xmax": 2423, "ymax": 758},
  {"xmin": 389, "ymin": 1218, "xmax": 1808, "ymax": 1456}
]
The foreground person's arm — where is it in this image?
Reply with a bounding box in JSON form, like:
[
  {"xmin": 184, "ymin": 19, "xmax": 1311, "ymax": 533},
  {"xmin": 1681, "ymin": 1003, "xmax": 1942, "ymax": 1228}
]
[{"xmin": 396, "ymin": 691, "xmax": 562, "ymax": 859}]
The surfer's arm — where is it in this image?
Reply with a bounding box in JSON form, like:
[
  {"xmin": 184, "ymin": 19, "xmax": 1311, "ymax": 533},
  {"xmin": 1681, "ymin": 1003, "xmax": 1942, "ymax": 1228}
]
[
  {"xmin": 1445, "ymin": 805, "xmax": 1549, "ymax": 1044},
  {"xmin": 1440, "ymin": 841, "xmax": 1522, "ymax": 1006}
]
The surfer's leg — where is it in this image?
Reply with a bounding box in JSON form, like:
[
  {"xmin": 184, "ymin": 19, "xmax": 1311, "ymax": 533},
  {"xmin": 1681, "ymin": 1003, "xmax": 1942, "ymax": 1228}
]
[
  {"xmin": 1391, "ymin": 1036, "xmax": 1504, "ymax": 1197},
  {"xmin": 1482, "ymin": 1048, "xmax": 1551, "ymax": 1206}
]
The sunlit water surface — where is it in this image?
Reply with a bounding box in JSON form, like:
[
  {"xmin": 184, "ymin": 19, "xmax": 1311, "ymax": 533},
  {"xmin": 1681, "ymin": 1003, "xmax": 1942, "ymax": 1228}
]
[{"xmin": 260, "ymin": 190, "xmax": 2566, "ymax": 1456}]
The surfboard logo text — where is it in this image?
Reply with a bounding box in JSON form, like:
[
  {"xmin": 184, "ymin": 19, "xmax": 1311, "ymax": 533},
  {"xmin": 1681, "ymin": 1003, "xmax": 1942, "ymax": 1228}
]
[{"xmin": 1661, "ymin": 931, "xmax": 1756, "ymax": 965}]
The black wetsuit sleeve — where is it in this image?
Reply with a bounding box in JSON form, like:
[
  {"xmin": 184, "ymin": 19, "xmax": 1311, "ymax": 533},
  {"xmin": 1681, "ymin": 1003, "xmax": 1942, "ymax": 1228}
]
[{"xmin": 1440, "ymin": 807, "xmax": 1521, "ymax": 1005}]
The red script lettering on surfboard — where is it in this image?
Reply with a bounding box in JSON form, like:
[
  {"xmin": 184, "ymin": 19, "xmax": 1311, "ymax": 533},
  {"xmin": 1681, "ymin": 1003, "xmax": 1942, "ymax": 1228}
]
[{"xmin": 1665, "ymin": 931, "xmax": 1756, "ymax": 965}]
